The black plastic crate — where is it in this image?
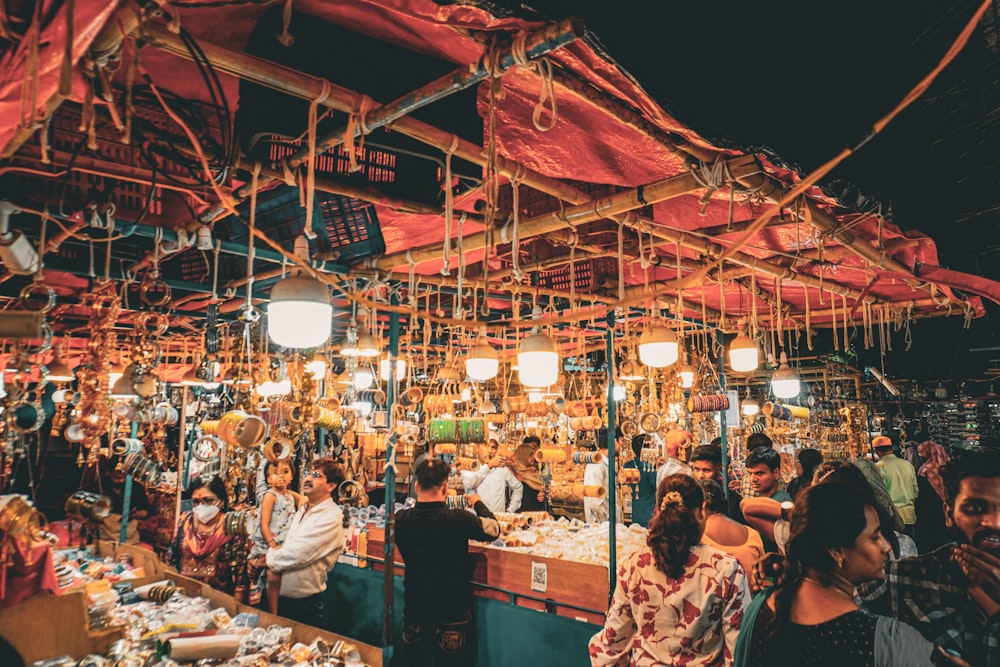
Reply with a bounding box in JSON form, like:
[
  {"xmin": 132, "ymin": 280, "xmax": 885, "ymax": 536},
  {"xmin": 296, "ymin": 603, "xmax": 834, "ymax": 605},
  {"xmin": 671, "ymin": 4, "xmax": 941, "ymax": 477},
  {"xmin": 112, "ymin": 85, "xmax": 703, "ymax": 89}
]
[
  {"xmin": 221, "ymin": 185, "xmax": 384, "ymax": 266},
  {"xmin": 539, "ymin": 257, "xmax": 617, "ymax": 291}
]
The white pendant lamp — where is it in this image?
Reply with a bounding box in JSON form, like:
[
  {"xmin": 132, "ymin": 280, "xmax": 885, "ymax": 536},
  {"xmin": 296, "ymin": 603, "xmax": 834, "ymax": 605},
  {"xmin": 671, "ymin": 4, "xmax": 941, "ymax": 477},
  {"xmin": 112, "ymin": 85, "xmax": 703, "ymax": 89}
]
[
  {"xmin": 268, "ymin": 273, "xmax": 332, "ymax": 348},
  {"xmin": 729, "ymin": 330, "xmax": 760, "ymax": 373},
  {"xmin": 770, "ymin": 351, "xmax": 801, "ymax": 399},
  {"xmin": 637, "ymin": 323, "xmax": 678, "ymax": 368},
  {"xmin": 379, "ymin": 358, "xmax": 406, "ymax": 382},
  {"xmin": 517, "ymin": 330, "xmax": 559, "ymax": 388},
  {"xmin": 741, "ymin": 396, "xmax": 760, "ymax": 416},
  {"xmin": 306, "ymin": 352, "xmax": 328, "ymax": 378},
  {"xmin": 517, "ymin": 307, "xmax": 559, "ymax": 388},
  {"xmin": 465, "ymin": 331, "xmax": 499, "ymax": 381},
  {"xmin": 267, "ymin": 236, "xmax": 333, "ymax": 349},
  {"xmin": 677, "ymin": 358, "xmax": 695, "ymax": 389},
  {"xmin": 354, "ymin": 368, "xmax": 374, "ymax": 390}
]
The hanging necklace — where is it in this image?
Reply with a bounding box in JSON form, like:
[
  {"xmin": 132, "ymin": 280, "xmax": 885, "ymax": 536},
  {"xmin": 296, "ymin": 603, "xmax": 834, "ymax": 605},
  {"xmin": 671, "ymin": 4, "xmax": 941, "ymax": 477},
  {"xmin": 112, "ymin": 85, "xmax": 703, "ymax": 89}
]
[{"xmin": 802, "ymin": 576, "xmax": 855, "ymax": 601}]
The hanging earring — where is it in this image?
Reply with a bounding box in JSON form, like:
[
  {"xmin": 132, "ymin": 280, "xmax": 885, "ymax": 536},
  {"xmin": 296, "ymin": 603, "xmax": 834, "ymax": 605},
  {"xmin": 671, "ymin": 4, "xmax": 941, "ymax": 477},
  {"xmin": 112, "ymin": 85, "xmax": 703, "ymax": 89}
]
[{"xmin": 833, "ymin": 553, "xmax": 845, "ymax": 568}]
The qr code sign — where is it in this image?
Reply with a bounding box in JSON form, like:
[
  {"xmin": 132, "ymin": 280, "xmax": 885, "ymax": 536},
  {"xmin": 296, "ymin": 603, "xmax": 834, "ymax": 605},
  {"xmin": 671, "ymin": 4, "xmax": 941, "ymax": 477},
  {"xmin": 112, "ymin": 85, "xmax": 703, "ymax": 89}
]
[{"xmin": 530, "ymin": 561, "xmax": 547, "ymax": 593}]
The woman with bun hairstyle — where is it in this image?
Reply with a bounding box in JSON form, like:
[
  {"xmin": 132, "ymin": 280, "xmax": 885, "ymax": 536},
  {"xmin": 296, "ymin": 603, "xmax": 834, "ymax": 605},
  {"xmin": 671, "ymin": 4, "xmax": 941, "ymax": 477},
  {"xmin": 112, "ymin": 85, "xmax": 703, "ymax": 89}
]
[{"xmin": 590, "ymin": 474, "xmax": 749, "ymax": 666}]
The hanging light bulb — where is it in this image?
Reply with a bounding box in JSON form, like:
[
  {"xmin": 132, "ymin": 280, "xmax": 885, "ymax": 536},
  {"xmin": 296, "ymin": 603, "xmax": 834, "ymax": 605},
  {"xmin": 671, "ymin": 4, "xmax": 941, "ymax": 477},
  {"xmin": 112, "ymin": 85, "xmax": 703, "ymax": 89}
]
[
  {"xmin": 45, "ymin": 356, "xmax": 75, "ymax": 383},
  {"xmin": 379, "ymin": 358, "xmax": 406, "ymax": 382},
  {"xmin": 677, "ymin": 353, "xmax": 695, "ymax": 389},
  {"xmin": 517, "ymin": 307, "xmax": 559, "ymax": 388},
  {"xmin": 741, "ymin": 395, "xmax": 760, "ymax": 416},
  {"xmin": 465, "ymin": 329, "xmax": 499, "ymax": 381},
  {"xmin": 341, "ymin": 324, "xmax": 380, "ymax": 358},
  {"xmin": 770, "ymin": 351, "xmax": 801, "ymax": 399},
  {"xmin": 306, "ymin": 352, "xmax": 328, "ymax": 378},
  {"xmin": 618, "ymin": 350, "xmax": 646, "ymax": 381},
  {"xmin": 267, "ymin": 237, "xmax": 333, "ymax": 348},
  {"xmin": 729, "ymin": 327, "xmax": 760, "ymax": 373},
  {"xmin": 637, "ymin": 323, "xmax": 678, "ymax": 368},
  {"xmin": 612, "ymin": 384, "xmax": 627, "ymax": 402},
  {"xmin": 109, "ymin": 372, "xmax": 137, "ymax": 399},
  {"xmin": 354, "ymin": 367, "xmax": 374, "ymax": 390},
  {"xmin": 108, "ymin": 361, "xmax": 125, "ymax": 387}
]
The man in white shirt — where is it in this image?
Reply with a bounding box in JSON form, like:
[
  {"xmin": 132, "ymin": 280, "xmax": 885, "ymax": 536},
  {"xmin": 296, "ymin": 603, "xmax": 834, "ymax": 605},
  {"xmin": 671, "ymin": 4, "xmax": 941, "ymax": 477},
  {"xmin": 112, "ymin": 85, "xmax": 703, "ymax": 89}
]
[
  {"xmin": 461, "ymin": 439, "xmax": 523, "ymax": 513},
  {"xmin": 265, "ymin": 457, "xmax": 345, "ymax": 627},
  {"xmin": 584, "ymin": 428, "xmax": 623, "ymax": 524},
  {"xmin": 655, "ymin": 429, "xmax": 693, "ymax": 488}
]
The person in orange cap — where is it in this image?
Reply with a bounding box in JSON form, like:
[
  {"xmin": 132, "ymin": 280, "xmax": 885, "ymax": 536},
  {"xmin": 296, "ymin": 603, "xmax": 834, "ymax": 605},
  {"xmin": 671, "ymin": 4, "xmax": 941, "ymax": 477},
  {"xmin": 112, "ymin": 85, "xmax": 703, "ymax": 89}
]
[{"xmin": 873, "ymin": 435, "xmax": 919, "ymax": 536}]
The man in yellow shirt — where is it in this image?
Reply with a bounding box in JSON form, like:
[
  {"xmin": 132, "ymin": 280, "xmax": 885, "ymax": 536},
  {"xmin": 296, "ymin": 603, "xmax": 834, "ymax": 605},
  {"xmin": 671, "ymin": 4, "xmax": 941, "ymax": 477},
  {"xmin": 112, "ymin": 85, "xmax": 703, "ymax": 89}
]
[{"xmin": 874, "ymin": 435, "xmax": 918, "ymax": 535}]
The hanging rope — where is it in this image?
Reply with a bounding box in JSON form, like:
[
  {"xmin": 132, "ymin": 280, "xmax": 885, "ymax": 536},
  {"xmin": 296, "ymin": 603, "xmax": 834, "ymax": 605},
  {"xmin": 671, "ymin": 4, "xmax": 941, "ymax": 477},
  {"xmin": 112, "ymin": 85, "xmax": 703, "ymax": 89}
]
[
  {"xmin": 343, "ymin": 95, "xmax": 376, "ymax": 174},
  {"xmin": 831, "ymin": 292, "xmax": 839, "ymax": 351},
  {"xmin": 277, "ymin": 0, "xmax": 296, "ymax": 46},
  {"xmin": 775, "ymin": 279, "xmax": 783, "ymax": 346},
  {"xmin": 406, "ymin": 250, "xmax": 418, "ymax": 309},
  {"xmin": 479, "ymin": 37, "xmax": 504, "ymax": 308},
  {"xmin": 245, "ymin": 162, "xmax": 261, "ymax": 311},
  {"xmin": 617, "ymin": 220, "xmax": 625, "ymax": 302},
  {"xmin": 440, "ymin": 135, "xmax": 460, "ymax": 276},
  {"xmin": 508, "ymin": 169, "xmax": 527, "ymax": 282},
  {"xmin": 839, "ymin": 294, "xmax": 847, "ymax": 350},
  {"xmin": 18, "ymin": 0, "xmax": 43, "ymax": 132},
  {"xmin": 456, "ymin": 212, "xmax": 467, "ymax": 318},
  {"xmin": 303, "ymin": 80, "xmax": 331, "ymax": 241},
  {"xmin": 510, "ymin": 31, "xmax": 558, "ymax": 131},
  {"xmin": 59, "ymin": 0, "xmax": 75, "ymax": 97},
  {"xmin": 718, "ymin": 279, "xmax": 726, "ymax": 335},
  {"xmin": 803, "ymin": 286, "xmax": 812, "ymax": 350},
  {"xmin": 568, "ymin": 229, "xmax": 578, "ymax": 307}
]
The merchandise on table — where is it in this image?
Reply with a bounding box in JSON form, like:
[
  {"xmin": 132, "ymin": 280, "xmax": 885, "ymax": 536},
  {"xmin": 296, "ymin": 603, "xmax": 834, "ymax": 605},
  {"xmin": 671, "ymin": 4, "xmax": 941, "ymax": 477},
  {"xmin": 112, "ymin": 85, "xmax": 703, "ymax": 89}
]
[{"xmin": 29, "ymin": 581, "xmax": 369, "ymax": 667}]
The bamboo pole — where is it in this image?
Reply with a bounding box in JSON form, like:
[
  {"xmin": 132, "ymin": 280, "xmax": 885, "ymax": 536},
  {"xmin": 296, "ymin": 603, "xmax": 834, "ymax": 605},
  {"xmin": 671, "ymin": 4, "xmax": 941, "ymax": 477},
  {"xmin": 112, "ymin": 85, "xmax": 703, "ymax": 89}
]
[
  {"xmin": 137, "ymin": 19, "xmax": 591, "ymax": 208},
  {"xmin": 279, "ymin": 18, "xmax": 586, "ymax": 169},
  {"xmin": 375, "ymin": 154, "xmax": 759, "ymax": 269}
]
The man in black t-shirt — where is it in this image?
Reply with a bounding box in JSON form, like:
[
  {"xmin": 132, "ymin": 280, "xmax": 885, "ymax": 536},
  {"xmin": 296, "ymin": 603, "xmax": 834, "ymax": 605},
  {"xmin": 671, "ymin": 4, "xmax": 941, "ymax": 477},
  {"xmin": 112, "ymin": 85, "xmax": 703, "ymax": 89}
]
[{"xmin": 395, "ymin": 458, "xmax": 500, "ymax": 666}]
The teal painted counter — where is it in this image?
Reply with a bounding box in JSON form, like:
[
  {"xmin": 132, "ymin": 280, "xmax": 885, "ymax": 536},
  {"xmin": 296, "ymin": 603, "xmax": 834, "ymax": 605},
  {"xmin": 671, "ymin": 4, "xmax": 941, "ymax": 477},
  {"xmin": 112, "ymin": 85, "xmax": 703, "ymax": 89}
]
[{"xmin": 326, "ymin": 565, "xmax": 601, "ymax": 666}]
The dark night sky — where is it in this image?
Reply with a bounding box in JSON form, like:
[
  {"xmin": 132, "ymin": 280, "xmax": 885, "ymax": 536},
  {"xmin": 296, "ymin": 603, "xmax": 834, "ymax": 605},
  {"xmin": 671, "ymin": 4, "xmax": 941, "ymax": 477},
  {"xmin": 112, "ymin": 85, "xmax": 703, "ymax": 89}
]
[{"xmin": 513, "ymin": 0, "xmax": 999, "ymax": 387}]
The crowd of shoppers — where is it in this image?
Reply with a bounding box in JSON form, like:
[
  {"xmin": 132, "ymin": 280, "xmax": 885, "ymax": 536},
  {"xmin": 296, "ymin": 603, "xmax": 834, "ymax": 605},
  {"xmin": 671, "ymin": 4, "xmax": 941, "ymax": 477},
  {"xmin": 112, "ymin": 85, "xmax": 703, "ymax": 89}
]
[{"xmin": 158, "ymin": 429, "xmax": 996, "ymax": 667}]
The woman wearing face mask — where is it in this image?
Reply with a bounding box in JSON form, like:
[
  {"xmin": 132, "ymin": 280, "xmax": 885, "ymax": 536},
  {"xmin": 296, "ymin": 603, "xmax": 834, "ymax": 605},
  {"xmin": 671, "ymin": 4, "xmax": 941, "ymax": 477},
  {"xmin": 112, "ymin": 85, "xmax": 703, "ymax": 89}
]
[{"xmin": 168, "ymin": 475, "xmax": 249, "ymax": 600}]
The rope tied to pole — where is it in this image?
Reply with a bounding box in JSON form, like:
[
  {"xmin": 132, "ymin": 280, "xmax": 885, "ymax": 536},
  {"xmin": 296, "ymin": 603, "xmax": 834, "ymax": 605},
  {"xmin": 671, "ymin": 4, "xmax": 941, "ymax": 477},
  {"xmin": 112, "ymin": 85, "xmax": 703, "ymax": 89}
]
[
  {"xmin": 510, "ymin": 31, "xmax": 558, "ymax": 131},
  {"xmin": 303, "ymin": 80, "xmax": 331, "ymax": 242},
  {"xmin": 687, "ymin": 155, "xmax": 733, "ymax": 216},
  {"xmin": 344, "ymin": 95, "xmax": 376, "ymax": 174}
]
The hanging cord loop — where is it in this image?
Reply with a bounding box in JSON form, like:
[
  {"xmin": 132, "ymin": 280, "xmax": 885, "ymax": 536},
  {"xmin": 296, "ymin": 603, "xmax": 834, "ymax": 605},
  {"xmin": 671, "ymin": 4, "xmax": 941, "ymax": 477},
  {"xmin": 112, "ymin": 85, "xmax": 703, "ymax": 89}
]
[{"xmin": 510, "ymin": 31, "xmax": 558, "ymax": 131}]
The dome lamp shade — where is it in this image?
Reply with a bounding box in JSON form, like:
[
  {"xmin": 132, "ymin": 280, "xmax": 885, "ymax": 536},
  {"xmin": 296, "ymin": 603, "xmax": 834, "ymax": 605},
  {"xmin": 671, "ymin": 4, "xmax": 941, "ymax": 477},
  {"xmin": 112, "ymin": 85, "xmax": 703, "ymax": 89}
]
[
  {"xmin": 267, "ymin": 274, "xmax": 333, "ymax": 349},
  {"xmin": 637, "ymin": 324, "xmax": 678, "ymax": 368},
  {"xmin": 517, "ymin": 331, "xmax": 559, "ymax": 388},
  {"xmin": 729, "ymin": 331, "xmax": 759, "ymax": 373}
]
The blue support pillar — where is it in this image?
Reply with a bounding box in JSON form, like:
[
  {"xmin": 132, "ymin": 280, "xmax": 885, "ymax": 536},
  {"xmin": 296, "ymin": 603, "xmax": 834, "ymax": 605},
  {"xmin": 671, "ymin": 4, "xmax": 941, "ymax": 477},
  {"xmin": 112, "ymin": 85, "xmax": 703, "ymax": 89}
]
[
  {"xmin": 119, "ymin": 420, "xmax": 139, "ymax": 544},
  {"xmin": 717, "ymin": 329, "xmax": 731, "ymax": 496},
  {"xmin": 605, "ymin": 311, "xmax": 618, "ymax": 606},
  {"xmin": 383, "ymin": 299, "xmax": 400, "ymax": 666}
]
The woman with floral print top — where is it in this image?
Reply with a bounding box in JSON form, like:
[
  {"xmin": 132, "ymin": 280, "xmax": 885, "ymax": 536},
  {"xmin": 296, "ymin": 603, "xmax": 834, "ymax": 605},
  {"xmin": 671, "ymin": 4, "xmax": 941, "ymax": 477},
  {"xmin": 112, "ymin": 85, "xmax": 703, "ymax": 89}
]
[{"xmin": 589, "ymin": 474, "xmax": 750, "ymax": 666}]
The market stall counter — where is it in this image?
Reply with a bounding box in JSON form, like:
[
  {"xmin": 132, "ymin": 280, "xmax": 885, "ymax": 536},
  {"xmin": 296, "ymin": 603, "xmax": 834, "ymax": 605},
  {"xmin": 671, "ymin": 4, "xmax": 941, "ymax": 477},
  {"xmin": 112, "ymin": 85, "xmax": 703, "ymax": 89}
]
[{"xmin": 0, "ymin": 546, "xmax": 381, "ymax": 667}]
